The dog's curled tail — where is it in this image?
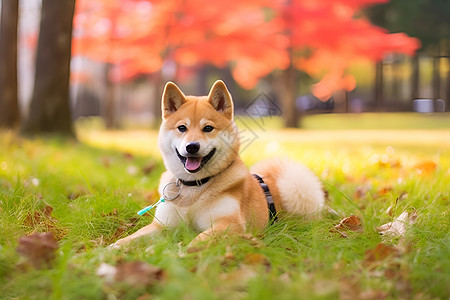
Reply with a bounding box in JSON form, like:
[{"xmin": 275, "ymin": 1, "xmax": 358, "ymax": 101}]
[{"xmin": 251, "ymin": 158, "xmax": 325, "ymax": 217}]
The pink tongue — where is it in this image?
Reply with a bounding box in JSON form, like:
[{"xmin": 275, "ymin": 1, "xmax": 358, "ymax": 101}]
[{"xmin": 185, "ymin": 157, "xmax": 201, "ymax": 171}]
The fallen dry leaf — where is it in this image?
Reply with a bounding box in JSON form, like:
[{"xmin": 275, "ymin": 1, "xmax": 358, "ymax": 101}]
[
  {"xmin": 108, "ymin": 218, "xmax": 139, "ymax": 245},
  {"xmin": 144, "ymin": 191, "xmax": 158, "ymax": 203},
  {"xmin": 16, "ymin": 232, "xmax": 59, "ymax": 269},
  {"xmin": 142, "ymin": 162, "xmax": 156, "ymax": 175},
  {"xmin": 114, "ymin": 261, "xmax": 165, "ymax": 287},
  {"xmin": 363, "ymin": 243, "xmax": 399, "ymax": 269},
  {"xmin": 377, "ymin": 186, "xmax": 393, "ymax": 196},
  {"xmin": 101, "ymin": 156, "xmax": 111, "ymax": 168},
  {"xmin": 376, "ymin": 210, "xmax": 418, "ymax": 237},
  {"xmin": 218, "ymin": 245, "xmax": 238, "ymax": 267},
  {"xmin": 238, "ymin": 233, "xmax": 264, "ymax": 248},
  {"xmin": 243, "ymin": 253, "xmax": 270, "ymax": 267},
  {"xmin": 123, "ymin": 152, "xmax": 134, "ymax": 160},
  {"xmin": 23, "ymin": 205, "xmax": 53, "ymax": 226},
  {"xmin": 354, "ymin": 185, "xmax": 370, "ymax": 200},
  {"xmin": 101, "ymin": 208, "xmax": 118, "ymax": 217},
  {"xmin": 136, "ymin": 294, "xmax": 152, "ymax": 300},
  {"xmin": 340, "ymin": 277, "xmax": 388, "ymax": 300},
  {"xmin": 224, "ymin": 245, "xmax": 235, "ymax": 260},
  {"xmin": 67, "ymin": 188, "xmax": 88, "ymax": 200},
  {"xmin": 23, "ymin": 205, "xmax": 68, "ymax": 240},
  {"xmin": 385, "ymin": 205, "xmax": 395, "ymax": 216},
  {"xmin": 219, "ymin": 265, "xmax": 258, "ymax": 288},
  {"xmin": 414, "ymin": 160, "xmax": 437, "ymax": 175},
  {"xmin": 332, "ymin": 215, "xmax": 363, "ymax": 237}
]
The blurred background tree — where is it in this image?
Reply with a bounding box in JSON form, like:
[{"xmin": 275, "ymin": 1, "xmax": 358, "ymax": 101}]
[
  {"xmin": 1, "ymin": 0, "xmax": 448, "ymax": 135},
  {"xmin": 0, "ymin": 0, "xmax": 20, "ymax": 129},
  {"xmin": 72, "ymin": 0, "xmax": 419, "ymax": 128},
  {"xmin": 366, "ymin": 0, "xmax": 450, "ymax": 109},
  {"xmin": 21, "ymin": 0, "xmax": 76, "ymax": 136},
  {"xmin": 271, "ymin": 0, "xmax": 419, "ymax": 125}
]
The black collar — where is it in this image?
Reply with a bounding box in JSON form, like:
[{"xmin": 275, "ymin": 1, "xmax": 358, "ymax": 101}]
[
  {"xmin": 178, "ymin": 176, "xmax": 211, "ymax": 187},
  {"xmin": 177, "ymin": 159, "xmax": 236, "ymax": 187}
]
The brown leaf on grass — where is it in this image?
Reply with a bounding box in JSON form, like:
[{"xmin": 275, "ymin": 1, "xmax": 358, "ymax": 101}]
[
  {"xmin": 136, "ymin": 294, "xmax": 152, "ymax": 300},
  {"xmin": 243, "ymin": 253, "xmax": 270, "ymax": 267},
  {"xmin": 142, "ymin": 162, "xmax": 156, "ymax": 175},
  {"xmin": 414, "ymin": 160, "xmax": 437, "ymax": 175},
  {"xmin": 144, "ymin": 191, "xmax": 158, "ymax": 203},
  {"xmin": 363, "ymin": 243, "xmax": 399, "ymax": 269},
  {"xmin": 377, "ymin": 186, "xmax": 393, "ymax": 196},
  {"xmin": 376, "ymin": 210, "xmax": 418, "ymax": 237},
  {"xmin": 16, "ymin": 232, "xmax": 59, "ymax": 269},
  {"xmin": 114, "ymin": 261, "xmax": 165, "ymax": 287},
  {"xmin": 340, "ymin": 277, "xmax": 388, "ymax": 300},
  {"xmin": 108, "ymin": 217, "xmax": 139, "ymax": 244},
  {"xmin": 385, "ymin": 193, "xmax": 408, "ymax": 216},
  {"xmin": 67, "ymin": 188, "xmax": 88, "ymax": 200},
  {"xmin": 224, "ymin": 245, "xmax": 235, "ymax": 260},
  {"xmin": 101, "ymin": 156, "xmax": 111, "ymax": 168},
  {"xmin": 111, "ymin": 225, "xmax": 128, "ymax": 242},
  {"xmin": 354, "ymin": 185, "xmax": 369, "ymax": 200},
  {"xmin": 23, "ymin": 205, "xmax": 68, "ymax": 240},
  {"xmin": 23, "ymin": 205, "xmax": 53, "ymax": 226},
  {"xmin": 41, "ymin": 205, "xmax": 53, "ymax": 217},
  {"xmin": 238, "ymin": 233, "xmax": 264, "ymax": 248},
  {"xmin": 219, "ymin": 265, "xmax": 258, "ymax": 290},
  {"xmin": 123, "ymin": 152, "xmax": 134, "ymax": 160},
  {"xmin": 332, "ymin": 215, "xmax": 363, "ymax": 237},
  {"xmin": 360, "ymin": 289, "xmax": 388, "ymax": 300},
  {"xmin": 218, "ymin": 245, "xmax": 237, "ymax": 268},
  {"xmin": 101, "ymin": 208, "xmax": 118, "ymax": 217}
]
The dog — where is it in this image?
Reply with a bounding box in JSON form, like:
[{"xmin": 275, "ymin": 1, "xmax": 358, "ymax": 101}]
[{"xmin": 112, "ymin": 80, "xmax": 325, "ymax": 247}]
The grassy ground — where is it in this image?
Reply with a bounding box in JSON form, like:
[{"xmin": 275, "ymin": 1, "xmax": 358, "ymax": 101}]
[{"xmin": 1, "ymin": 115, "xmax": 449, "ymax": 299}]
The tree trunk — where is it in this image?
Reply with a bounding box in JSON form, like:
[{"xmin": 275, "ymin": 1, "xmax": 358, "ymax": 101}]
[
  {"xmin": 411, "ymin": 54, "xmax": 420, "ymax": 100},
  {"xmin": 447, "ymin": 48, "xmax": 450, "ymax": 112},
  {"xmin": 374, "ymin": 61, "xmax": 384, "ymax": 111},
  {"xmin": 392, "ymin": 55, "xmax": 401, "ymax": 104},
  {"xmin": 280, "ymin": 64, "xmax": 299, "ymax": 128},
  {"xmin": 21, "ymin": 0, "xmax": 75, "ymax": 136},
  {"xmin": 0, "ymin": 0, "xmax": 20, "ymax": 128},
  {"xmin": 432, "ymin": 45, "xmax": 440, "ymax": 101},
  {"xmin": 103, "ymin": 63, "xmax": 117, "ymax": 129},
  {"xmin": 151, "ymin": 72, "xmax": 163, "ymax": 127}
]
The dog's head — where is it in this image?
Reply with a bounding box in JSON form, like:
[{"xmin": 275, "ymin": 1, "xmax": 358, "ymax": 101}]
[{"xmin": 158, "ymin": 80, "xmax": 239, "ymax": 181}]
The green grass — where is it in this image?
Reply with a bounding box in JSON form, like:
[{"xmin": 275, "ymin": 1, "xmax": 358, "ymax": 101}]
[
  {"xmin": 1, "ymin": 120, "xmax": 449, "ymax": 299},
  {"xmin": 301, "ymin": 113, "xmax": 450, "ymax": 130}
]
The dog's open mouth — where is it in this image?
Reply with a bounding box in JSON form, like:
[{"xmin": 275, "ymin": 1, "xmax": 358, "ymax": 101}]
[{"xmin": 176, "ymin": 148, "xmax": 216, "ymax": 173}]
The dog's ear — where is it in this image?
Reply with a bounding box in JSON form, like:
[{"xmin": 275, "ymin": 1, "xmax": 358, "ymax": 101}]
[
  {"xmin": 162, "ymin": 82, "xmax": 186, "ymax": 118},
  {"xmin": 207, "ymin": 80, "xmax": 233, "ymax": 120}
]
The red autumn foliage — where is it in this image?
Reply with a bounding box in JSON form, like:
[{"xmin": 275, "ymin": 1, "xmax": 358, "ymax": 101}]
[{"xmin": 72, "ymin": 0, "xmax": 420, "ymax": 98}]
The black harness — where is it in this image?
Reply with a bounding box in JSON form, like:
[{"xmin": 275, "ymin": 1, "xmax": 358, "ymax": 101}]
[
  {"xmin": 177, "ymin": 173, "xmax": 278, "ymax": 224},
  {"xmin": 253, "ymin": 174, "xmax": 278, "ymax": 223}
]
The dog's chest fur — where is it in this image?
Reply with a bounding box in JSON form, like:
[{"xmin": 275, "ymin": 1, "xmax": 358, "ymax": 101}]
[{"xmin": 155, "ymin": 172, "xmax": 244, "ymax": 231}]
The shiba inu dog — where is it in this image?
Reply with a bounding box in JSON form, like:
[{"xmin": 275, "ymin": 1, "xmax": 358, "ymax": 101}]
[{"xmin": 112, "ymin": 80, "xmax": 325, "ymax": 247}]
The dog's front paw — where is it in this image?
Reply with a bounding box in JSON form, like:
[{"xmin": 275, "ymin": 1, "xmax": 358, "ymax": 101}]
[
  {"xmin": 109, "ymin": 242, "xmax": 121, "ymax": 250},
  {"xmin": 109, "ymin": 237, "xmax": 129, "ymax": 249}
]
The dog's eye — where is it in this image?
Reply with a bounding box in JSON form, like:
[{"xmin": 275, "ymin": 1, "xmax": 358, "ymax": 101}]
[
  {"xmin": 177, "ymin": 125, "xmax": 187, "ymax": 132},
  {"xmin": 203, "ymin": 125, "xmax": 214, "ymax": 133}
]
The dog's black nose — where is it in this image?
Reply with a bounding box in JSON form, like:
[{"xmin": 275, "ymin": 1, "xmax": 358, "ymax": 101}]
[{"xmin": 186, "ymin": 142, "xmax": 200, "ymax": 154}]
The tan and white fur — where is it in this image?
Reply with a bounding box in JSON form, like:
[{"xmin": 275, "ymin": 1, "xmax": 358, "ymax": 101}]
[{"xmin": 112, "ymin": 80, "xmax": 325, "ymax": 247}]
